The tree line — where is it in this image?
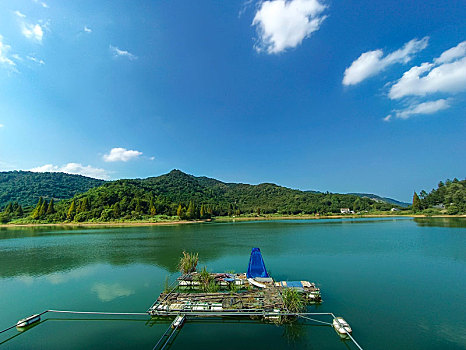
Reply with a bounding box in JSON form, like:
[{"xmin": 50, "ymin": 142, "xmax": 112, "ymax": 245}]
[
  {"xmin": 0, "ymin": 169, "xmax": 405, "ymax": 223},
  {"xmin": 412, "ymin": 178, "xmax": 465, "ymax": 214}
]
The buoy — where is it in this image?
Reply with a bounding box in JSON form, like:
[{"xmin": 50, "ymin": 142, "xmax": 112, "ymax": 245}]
[
  {"xmin": 332, "ymin": 317, "xmax": 352, "ymax": 337},
  {"xmin": 172, "ymin": 315, "xmax": 185, "ymax": 329},
  {"xmin": 16, "ymin": 314, "xmax": 40, "ymax": 329}
]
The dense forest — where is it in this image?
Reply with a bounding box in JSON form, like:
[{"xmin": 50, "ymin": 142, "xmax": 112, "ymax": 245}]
[
  {"xmin": 413, "ymin": 178, "xmax": 465, "ymax": 215},
  {"xmin": 0, "ymin": 171, "xmax": 104, "ymax": 207},
  {"xmin": 0, "ymin": 169, "xmax": 399, "ymax": 223}
]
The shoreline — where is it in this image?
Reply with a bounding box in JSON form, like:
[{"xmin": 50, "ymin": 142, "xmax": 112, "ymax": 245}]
[{"xmin": 1, "ymin": 214, "xmax": 464, "ymax": 228}]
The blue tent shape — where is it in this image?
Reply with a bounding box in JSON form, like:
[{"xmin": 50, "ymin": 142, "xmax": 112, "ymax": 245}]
[{"xmin": 247, "ymin": 248, "xmax": 269, "ymax": 278}]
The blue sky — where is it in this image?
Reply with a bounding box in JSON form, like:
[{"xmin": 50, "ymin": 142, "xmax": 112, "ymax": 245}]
[{"xmin": 0, "ymin": 0, "xmax": 464, "ymax": 202}]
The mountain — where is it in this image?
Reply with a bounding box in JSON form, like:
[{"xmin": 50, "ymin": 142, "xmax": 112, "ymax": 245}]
[
  {"xmin": 23, "ymin": 169, "xmax": 397, "ymax": 223},
  {"xmin": 0, "ymin": 171, "xmax": 105, "ymax": 207},
  {"xmin": 349, "ymin": 193, "xmax": 410, "ymax": 207},
  {"xmin": 0, "ymin": 169, "xmax": 403, "ymax": 223}
]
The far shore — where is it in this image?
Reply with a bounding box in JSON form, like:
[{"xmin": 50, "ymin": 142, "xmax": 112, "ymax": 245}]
[{"xmin": 1, "ymin": 214, "xmax": 464, "ymax": 228}]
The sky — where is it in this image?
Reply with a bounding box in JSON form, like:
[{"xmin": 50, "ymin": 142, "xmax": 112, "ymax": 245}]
[{"xmin": 0, "ymin": 0, "xmax": 465, "ymax": 202}]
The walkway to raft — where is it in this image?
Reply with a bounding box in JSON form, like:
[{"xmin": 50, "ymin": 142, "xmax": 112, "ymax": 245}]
[{"xmin": 0, "ymin": 308, "xmax": 363, "ymax": 350}]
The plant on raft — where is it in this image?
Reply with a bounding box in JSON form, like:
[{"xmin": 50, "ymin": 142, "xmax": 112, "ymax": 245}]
[
  {"xmin": 228, "ymin": 281, "xmax": 239, "ymax": 293},
  {"xmin": 178, "ymin": 251, "xmax": 199, "ymax": 274},
  {"xmin": 195, "ymin": 266, "xmax": 219, "ymax": 292},
  {"xmin": 205, "ymin": 280, "xmax": 220, "ymax": 293},
  {"xmin": 281, "ymin": 288, "xmax": 305, "ymax": 313}
]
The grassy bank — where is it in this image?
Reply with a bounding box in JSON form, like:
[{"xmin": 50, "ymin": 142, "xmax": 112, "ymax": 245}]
[{"xmin": 1, "ymin": 212, "xmax": 464, "ymax": 228}]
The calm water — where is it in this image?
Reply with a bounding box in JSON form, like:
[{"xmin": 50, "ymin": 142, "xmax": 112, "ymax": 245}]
[{"xmin": 0, "ymin": 217, "xmax": 465, "ymax": 349}]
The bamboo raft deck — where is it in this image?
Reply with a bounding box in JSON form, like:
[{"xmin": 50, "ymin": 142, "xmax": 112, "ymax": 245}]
[{"xmin": 148, "ymin": 272, "xmax": 322, "ymax": 320}]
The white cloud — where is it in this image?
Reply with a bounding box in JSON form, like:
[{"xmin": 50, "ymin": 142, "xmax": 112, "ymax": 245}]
[
  {"xmin": 252, "ymin": 0, "xmax": 327, "ymax": 54},
  {"xmin": 435, "ymin": 41, "xmax": 466, "ymax": 64},
  {"xmin": 45, "ymin": 266, "xmax": 94, "ymax": 285},
  {"xmin": 27, "ymin": 56, "xmax": 45, "ymax": 65},
  {"xmin": 84, "ymin": 26, "xmax": 92, "ymax": 33},
  {"xmin": 14, "ymin": 10, "xmax": 26, "ymax": 18},
  {"xmin": 0, "ymin": 35, "xmax": 16, "ymax": 67},
  {"xmin": 103, "ymin": 147, "xmax": 142, "ymax": 162},
  {"xmin": 11, "ymin": 53, "xmax": 22, "ymax": 61},
  {"xmin": 343, "ymin": 37, "xmax": 429, "ymax": 86},
  {"xmin": 388, "ymin": 99, "xmax": 450, "ymax": 120},
  {"xmin": 389, "ymin": 44, "xmax": 466, "ymax": 99},
  {"xmin": 22, "ymin": 23, "xmax": 44, "ymax": 42},
  {"xmin": 91, "ymin": 282, "xmax": 135, "ymax": 302},
  {"xmin": 0, "ymin": 124, "xmax": 4, "ymax": 128},
  {"xmin": 109, "ymin": 45, "xmax": 137, "ymax": 60},
  {"xmin": 29, "ymin": 163, "xmax": 109, "ymax": 180},
  {"xmin": 32, "ymin": 0, "xmax": 48, "ymax": 8}
]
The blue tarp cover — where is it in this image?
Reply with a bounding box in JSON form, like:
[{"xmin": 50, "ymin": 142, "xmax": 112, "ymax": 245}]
[
  {"xmin": 247, "ymin": 247, "xmax": 269, "ymax": 278},
  {"xmin": 285, "ymin": 281, "xmax": 303, "ymax": 288}
]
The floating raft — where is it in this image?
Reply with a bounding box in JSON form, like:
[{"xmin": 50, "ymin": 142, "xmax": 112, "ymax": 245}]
[
  {"xmin": 149, "ymin": 273, "xmax": 321, "ymax": 318},
  {"xmin": 150, "ymin": 248, "xmax": 321, "ymax": 318}
]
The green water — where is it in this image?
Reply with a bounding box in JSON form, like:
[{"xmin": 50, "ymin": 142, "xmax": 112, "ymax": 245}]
[{"xmin": 0, "ymin": 217, "xmax": 465, "ymax": 349}]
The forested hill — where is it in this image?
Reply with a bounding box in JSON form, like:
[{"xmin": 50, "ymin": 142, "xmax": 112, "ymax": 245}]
[
  {"xmin": 3, "ymin": 169, "xmax": 399, "ymax": 223},
  {"xmin": 349, "ymin": 193, "xmax": 410, "ymax": 207},
  {"xmin": 0, "ymin": 171, "xmax": 105, "ymax": 207}
]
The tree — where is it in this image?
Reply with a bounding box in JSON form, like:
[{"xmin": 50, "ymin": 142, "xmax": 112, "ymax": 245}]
[
  {"xmin": 135, "ymin": 198, "xmax": 142, "ymax": 214},
  {"xmin": 200, "ymin": 205, "xmax": 205, "ymax": 219},
  {"xmin": 186, "ymin": 201, "xmax": 196, "ymax": 220},
  {"xmin": 353, "ymin": 198, "xmax": 361, "ymax": 212},
  {"xmin": 14, "ymin": 205, "xmax": 23, "ymax": 217},
  {"xmin": 447, "ymin": 204, "xmax": 459, "ymax": 215},
  {"xmin": 67, "ymin": 200, "xmax": 76, "ymax": 220},
  {"xmin": 31, "ymin": 197, "xmax": 43, "ymax": 219},
  {"xmin": 412, "ymin": 192, "xmax": 421, "ymax": 212},
  {"xmin": 113, "ymin": 202, "xmax": 120, "ymax": 218},
  {"xmin": 4, "ymin": 202, "xmax": 13, "ymax": 214},
  {"xmin": 47, "ymin": 199, "xmax": 55, "ymax": 214},
  {"xmin": 39, "ymin": 200, "xmax": 47, "ymax": 218},
  {"xmin": 149, "ymin": 198, "xmax": 156, "ymax": 216},
  {"xmin": 177, "ymin": 204, "xmax": 183, "ymax": 217},
  {"xmin": 79, "ymin": 197, "xmax": 89, "ymax": 212}
]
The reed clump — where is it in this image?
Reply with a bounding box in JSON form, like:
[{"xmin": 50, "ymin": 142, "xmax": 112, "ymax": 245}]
[
  {"xmin": 178, "ymin": 251, "xmax": 199, "ymax": 274},
  {"xmin": 281, "ymin": 288, "xmax": 304, "ymax": 313}
]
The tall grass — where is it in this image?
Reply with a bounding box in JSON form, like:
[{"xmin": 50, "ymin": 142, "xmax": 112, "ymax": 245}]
[
  {"xmin": 178, "ymin": 251, "xmax": 199, "ymax": 274},
  {"xmin": 281, "ymin": 288, "xmax": 304, "ymax": 313},
  {"xmin": 196, "ymin": 266, "xmax": 219, "ymax": 292},
  {"xmin": 228, "ymin": 281, "xmax": 239, "ymax": 293}
]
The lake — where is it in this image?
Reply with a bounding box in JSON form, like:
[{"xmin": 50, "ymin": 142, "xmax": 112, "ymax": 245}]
[{"xmin": 0, "ymin": 217, "xmax": 465, "ymax": 349}]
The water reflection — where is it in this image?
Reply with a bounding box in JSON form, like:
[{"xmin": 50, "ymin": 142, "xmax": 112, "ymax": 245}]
[
  {"xmin": 0, "ymin": 217, "xmax": 463, "ymax": 280},
  {"xmin": 414, "ymin": 217, "xmax": 466, "ymax": 228}
]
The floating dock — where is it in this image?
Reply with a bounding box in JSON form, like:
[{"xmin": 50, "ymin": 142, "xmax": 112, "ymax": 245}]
[{"xmin": 149, "ymin": 272, "xmax": 321, "ymax": 320}]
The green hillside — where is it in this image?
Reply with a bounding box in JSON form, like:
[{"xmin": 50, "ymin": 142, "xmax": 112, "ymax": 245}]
[
  {"xmin": 350, "ymin": 193, "xmax": 410, "ymax": 207},
  {"xmin": 1, "ymin": 169, "xmax": 398, "ymax": 223},
  {"xmin": 0, "ymin": 171, "xmax": 105, "ymax": 207}
]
